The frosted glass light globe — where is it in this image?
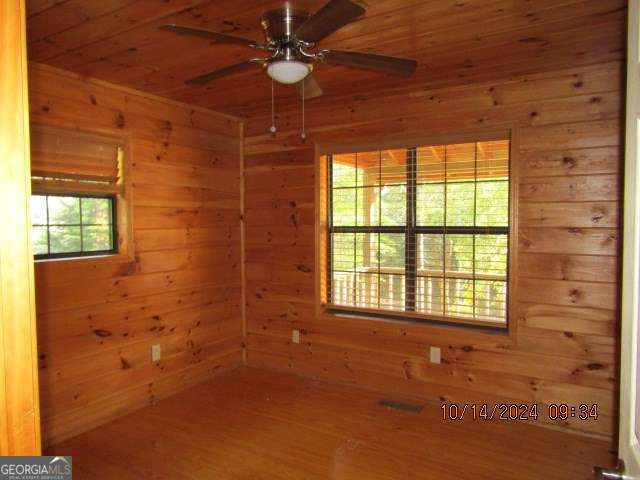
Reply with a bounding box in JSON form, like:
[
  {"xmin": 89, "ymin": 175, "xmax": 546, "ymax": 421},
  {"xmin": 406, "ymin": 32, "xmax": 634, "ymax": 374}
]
[{"xmin": 266, "ymin": 60, "xmax": 312, "ymax": 84}]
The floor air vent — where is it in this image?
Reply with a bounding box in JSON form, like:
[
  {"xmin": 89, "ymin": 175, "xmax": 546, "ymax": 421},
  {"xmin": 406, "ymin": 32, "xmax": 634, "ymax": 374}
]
[{"xmin": 379, "ymin": 399, "xmax": 424, "ymax": 414}]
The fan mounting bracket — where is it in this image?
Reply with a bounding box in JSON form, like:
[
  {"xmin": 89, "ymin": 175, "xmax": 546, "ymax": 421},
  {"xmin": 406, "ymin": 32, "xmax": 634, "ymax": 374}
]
[{"xmin": 260, "ymin": 6, "xmax": 310, "ymax": 43}]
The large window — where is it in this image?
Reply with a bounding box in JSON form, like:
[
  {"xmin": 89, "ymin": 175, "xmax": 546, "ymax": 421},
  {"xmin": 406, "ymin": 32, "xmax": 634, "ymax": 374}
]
[
  {"xmin": 31, "ymin": 194, "xmax": 116, "ymax": 259},
  {"xmin": 325, "ymin": 138, "xmax": 510, "ymax": 328}
]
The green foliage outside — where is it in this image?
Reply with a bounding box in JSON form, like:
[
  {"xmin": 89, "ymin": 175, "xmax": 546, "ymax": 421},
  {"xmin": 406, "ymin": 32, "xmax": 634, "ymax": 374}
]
[{"xmin": 31, "ymin": 195, "xmax": 114, "ymax": 256}]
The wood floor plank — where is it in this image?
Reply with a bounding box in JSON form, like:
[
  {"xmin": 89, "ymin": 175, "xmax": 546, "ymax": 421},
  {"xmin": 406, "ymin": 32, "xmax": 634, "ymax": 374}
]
[{"xmin": 47, "ymin": 367, "xmax": 616, "ymax": 479}]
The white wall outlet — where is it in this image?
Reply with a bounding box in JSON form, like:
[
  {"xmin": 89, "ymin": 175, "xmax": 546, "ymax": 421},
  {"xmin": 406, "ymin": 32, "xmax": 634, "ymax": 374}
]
[
  {"xmin": 292, "ymin": 329, "xmax": 301, "ymax": 344},
  {"xmin": 429, "ymin": 346, "xmax": 441, "ymax": 364},
  {"xmin": 151, "ymin": 344, "xmax": 162, "ymax": 362}
]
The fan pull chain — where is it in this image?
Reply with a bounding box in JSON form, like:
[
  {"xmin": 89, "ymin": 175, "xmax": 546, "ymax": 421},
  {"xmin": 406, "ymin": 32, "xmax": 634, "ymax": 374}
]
[
  {"xmin": 301, "ymin": 79, "xmax": 307, "ymax": 142},
  {"xmin": 270, "ymin": 78, "xmax": 276, "ymax": 137}
]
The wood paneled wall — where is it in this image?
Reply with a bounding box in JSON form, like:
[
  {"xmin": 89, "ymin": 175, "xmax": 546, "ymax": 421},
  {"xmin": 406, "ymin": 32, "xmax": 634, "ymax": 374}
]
[
  {"xmin": 28, "ymin": 63, "xmax": 243, "ymax": 446},
  {"xmin": 242, "ymin": 60, "xmax": 623, "ymax": 440}
]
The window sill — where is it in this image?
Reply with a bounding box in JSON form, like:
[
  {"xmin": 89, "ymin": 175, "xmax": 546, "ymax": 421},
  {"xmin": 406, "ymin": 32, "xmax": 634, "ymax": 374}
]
[
  {"xmin": 34, "ymin": 251, "xmax": 134, "ymax": 265},
  {"xmin": 322, "ymin": 303, "xmax": 509, "ymax": 335},
  {"xmin": 36, "ymin": 254, "xmax": 111, "ymax": 263}
]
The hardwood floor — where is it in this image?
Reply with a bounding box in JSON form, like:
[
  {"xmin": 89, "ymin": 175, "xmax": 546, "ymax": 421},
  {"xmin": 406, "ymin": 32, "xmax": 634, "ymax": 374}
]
[{"xmin": 47, "ymin": 367, "xmax": 616, "ymax": 479}]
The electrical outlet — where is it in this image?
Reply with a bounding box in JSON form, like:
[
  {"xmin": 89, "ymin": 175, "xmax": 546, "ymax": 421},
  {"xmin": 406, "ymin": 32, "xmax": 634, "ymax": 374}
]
[
  {"xmin": 292, "ymin": 329, "xmax": 301, "ymax": 344},
  {"xmin": 151, "ymin": 344, "xmax": 161, "ymax": 362},
  {"xmin": 429, "ymin": 346, "xmax": 441, "ymax": 364}
]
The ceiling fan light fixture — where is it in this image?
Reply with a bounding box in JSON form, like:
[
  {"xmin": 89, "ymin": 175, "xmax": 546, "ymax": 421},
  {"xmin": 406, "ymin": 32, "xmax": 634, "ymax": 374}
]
[
  {"xmin": 163, "ymin": 1, "xmax": 417, "ymax": 91},
  {"xmin": 266, "ymin": 60, "xmax": 312, "ymax": 84}
]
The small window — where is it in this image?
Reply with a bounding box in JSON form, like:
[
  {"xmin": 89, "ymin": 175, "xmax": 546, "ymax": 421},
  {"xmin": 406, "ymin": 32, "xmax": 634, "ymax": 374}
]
[
  {"xmin": 31, "ymin": 194, "xmax": 117, "ymax": 259},
  {"xmin": 324, "ymin": 138, "xmax": 511, "ymax": 329},
  {"xmin": 29, "ymin": 125, "xmax": 130, "ymax": 261}
]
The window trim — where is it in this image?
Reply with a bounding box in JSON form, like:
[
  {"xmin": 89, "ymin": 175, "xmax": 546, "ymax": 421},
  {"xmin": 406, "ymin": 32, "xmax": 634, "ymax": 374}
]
[
  {"xmin": 32, "ymin": 192, "xmax": 118, "ymax": 261},
  {"xmin": 316, "ymin": 129, "xmax": 518, "ymax": 333}
]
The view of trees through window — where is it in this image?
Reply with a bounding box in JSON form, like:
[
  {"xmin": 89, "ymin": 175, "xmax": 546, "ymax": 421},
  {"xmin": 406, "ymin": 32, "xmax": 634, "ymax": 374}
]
[
  {"xmin": 31, "ymin": 194, "xmax": 115, "ymax": 259},
  {"xmin": 327, "ymin": 139, "xmax": 510, "ymax": 327}
]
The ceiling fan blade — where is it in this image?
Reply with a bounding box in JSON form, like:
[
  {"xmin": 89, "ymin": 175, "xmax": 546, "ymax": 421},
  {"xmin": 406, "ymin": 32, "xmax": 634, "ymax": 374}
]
[
  {"xmin": 297, "ymin": 74, "xmax": 323, "ymax": 99},
  {"xmin": 294, "ymin": 0, "xmax": 365, "ymax": 44},
  {"xmin": 322, "ymin": 49, "xmax": 417, "ymax": 76},
  {"xmin": 159, "ymin": 24, "xmax": 261, "ymax": 48},
  {"xmin": 185, "ymin": 61, "xmax": 257, "ymax": 85}
]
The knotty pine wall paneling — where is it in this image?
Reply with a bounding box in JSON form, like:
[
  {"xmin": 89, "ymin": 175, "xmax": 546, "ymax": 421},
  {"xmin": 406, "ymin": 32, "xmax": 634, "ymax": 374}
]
[
  {"xmin": 28, "ymin": 63, "xmax": 243, "ymax": 446},
  {"xmin": 242, "ymin": 60, "xmax": 623, "ymax": 441}
]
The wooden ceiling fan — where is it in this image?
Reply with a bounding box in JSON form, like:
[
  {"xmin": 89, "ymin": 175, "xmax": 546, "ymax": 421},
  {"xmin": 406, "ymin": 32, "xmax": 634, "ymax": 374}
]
[{"xmin": 159, "ymin": 0, "xmax": 418, "ymax": 99}]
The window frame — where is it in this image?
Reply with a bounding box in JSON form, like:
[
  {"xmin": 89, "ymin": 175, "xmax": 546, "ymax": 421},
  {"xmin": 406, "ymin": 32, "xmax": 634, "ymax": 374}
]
[
  {"xmin": 317, "ymin": 130, "xmax": 517, "ymax": 332},
  {"xmin": 31, "ymin": 192, "xmax": 118, "ymax": 260}
]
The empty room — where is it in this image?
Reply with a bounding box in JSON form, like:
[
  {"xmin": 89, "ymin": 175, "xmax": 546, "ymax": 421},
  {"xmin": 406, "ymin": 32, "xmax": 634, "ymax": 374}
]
[{"xmin": 1, "ymin": 0, "xmax": 638, "ymax": 478}]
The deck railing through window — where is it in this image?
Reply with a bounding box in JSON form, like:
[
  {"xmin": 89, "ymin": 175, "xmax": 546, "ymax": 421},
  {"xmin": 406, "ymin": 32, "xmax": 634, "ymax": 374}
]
[{"xmin": 325, "ymin": 139, "xmax": 510, "ymax": 327}]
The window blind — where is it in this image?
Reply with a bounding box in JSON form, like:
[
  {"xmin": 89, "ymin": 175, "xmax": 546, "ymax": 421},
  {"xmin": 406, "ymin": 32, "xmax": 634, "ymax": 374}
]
[
  {"xmin": 326, "ymin": 138, "xmax": 510, "ymax": 328},
  {"xmin": 30, "ymin": 126, "xmax": 123, "ymax": 194}
]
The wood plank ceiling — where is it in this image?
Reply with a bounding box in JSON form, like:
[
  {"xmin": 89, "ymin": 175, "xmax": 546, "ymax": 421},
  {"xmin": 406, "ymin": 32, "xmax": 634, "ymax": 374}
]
[{"xmin": 26, "ymin": 0, "xmax": 625, "ymax": 118}]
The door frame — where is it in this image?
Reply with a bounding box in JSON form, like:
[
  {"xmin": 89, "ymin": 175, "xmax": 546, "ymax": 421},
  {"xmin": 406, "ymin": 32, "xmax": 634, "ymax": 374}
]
[
  {"xmin": 0, "ymin": 0, "xmax": 42, "ymax": 455},
  {"xmin": 619, "ymin": 0, "xmax": 640, "ymax": 476}
]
